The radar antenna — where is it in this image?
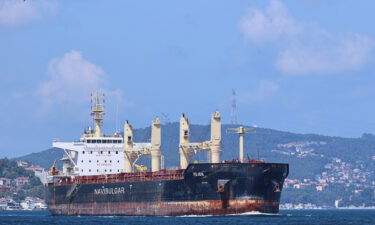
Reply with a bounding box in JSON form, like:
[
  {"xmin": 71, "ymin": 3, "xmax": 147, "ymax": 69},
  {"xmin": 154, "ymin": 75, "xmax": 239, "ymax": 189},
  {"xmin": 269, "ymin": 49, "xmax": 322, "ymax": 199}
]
[{"xmin": 91, "ymin": 92, "xmax": 105, "ymax": 137}]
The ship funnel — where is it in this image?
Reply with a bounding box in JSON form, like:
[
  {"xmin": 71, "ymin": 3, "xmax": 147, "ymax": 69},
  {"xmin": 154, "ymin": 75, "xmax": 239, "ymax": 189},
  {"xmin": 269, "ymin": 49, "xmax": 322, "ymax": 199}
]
[
  {"xmin": 179, "ymin": 113, "xmax": 190, "ymax": 169},
  {"xmin": 151, "ymin": 118, "xmax": 161, "ymax": 172},
  {"xmin": 124, "ymin": 121, "xmax": 134, "ymax": 172},
  {"xmin": 210, "ymin": 111, "xmax": 221, "ymax": 163}
]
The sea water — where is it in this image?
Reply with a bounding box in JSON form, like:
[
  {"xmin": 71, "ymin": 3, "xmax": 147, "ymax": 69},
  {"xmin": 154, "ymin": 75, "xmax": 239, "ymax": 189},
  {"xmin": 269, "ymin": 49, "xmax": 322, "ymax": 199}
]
[{"xmin": 0, "ymin": 209, "xmax": 374, "ymax": 225}]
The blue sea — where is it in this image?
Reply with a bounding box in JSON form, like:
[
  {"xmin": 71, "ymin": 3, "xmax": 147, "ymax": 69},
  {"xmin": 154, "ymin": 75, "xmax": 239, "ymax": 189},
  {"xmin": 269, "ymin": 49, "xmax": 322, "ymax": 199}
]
[{"xmin": 0, "ymin": 210, "xmax": 374, "ymax": 225}]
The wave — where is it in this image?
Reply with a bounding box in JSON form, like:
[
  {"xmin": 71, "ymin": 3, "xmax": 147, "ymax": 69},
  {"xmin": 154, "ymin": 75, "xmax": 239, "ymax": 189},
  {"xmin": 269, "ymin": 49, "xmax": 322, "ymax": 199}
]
[
  {"xmin": 169, "ymin": 211, "xmax": 280, "ymax": 217},
  {"xmin": 227, "ymin": 211, "xmax": 280, "ymax": 216}
]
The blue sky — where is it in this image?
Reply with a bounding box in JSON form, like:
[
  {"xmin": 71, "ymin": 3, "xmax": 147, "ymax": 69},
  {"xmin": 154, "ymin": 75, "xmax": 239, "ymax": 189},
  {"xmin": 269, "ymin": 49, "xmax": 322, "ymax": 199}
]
[{"xmin": 1, "ymin": 0, "xmax": 375, "ymax": 157}]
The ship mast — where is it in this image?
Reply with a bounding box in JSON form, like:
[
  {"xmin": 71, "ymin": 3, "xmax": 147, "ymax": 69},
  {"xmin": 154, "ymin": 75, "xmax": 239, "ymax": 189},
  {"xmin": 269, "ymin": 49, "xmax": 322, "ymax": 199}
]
[
  {"xmin": 227, "ymin": 126, "xmax": 255, "ymax": 162},
  {"xmin": 91, "ymin": 92, "xmax": 105, "ymax": 137}
]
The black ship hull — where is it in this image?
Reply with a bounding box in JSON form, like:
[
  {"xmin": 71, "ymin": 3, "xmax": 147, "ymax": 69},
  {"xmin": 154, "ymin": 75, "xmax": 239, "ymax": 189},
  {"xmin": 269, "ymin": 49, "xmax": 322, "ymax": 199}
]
[{"xmin": 46, "ymin": 163, "xmax": 288, "ymax": 216}]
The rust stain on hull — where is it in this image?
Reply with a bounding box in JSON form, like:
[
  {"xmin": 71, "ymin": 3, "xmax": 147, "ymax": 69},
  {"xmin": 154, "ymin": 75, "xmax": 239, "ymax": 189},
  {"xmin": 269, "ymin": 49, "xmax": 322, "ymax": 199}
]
[{"xmin": 49, "ymin": 200, "xmax": 279, "ymax": 216}]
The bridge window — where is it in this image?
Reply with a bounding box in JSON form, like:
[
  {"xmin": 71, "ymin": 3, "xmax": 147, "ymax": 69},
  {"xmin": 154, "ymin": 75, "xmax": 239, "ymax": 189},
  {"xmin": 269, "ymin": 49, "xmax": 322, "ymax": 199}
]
[
  {"xmin": 97, "ymin": 140, "xmax": 102, "ymax": 143},
  {"xmin": 108, "ymin": 140, "xmax": 113, "ymax": 143},
  {"xmin": 92, "ymin": 140, "xmax": 97, "ymax": 143},
  {"xmin": 87, "ymin": 140, "xmax": 92, "ymax": 143},
  {"xmin": 102, "ymin": 140, "xmax": 107, "ymax": 143}
]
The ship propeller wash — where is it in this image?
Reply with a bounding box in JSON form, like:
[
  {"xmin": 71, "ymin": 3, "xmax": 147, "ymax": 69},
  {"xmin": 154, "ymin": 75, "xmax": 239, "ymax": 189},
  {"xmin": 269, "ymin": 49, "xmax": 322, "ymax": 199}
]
[{"xmin": 45, "ymin": 93, "xmax": 289, "ymax": 216}]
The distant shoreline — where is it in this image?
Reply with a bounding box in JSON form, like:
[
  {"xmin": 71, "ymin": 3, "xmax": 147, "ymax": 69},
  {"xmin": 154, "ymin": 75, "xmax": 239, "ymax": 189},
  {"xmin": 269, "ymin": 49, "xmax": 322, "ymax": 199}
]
[{"xmin": 281, "ymin": 207, "xmax": 375, "ymax": 210}]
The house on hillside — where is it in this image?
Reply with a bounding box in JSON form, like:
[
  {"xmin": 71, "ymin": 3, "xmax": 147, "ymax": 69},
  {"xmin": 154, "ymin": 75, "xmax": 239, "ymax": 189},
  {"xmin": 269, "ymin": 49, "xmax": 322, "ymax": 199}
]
[
  {"xmin": 0, "ymin": 198, "xmax": 9, "ymax": 210},
  {"xmin": 17, "ymin": 161, "xmax": 29, "ymax": 168},
  {"xmin": 0, "ymin": 178, "xmax": 12, "ymax": 191},
  {"xmin": 26, "ymin": 165, "xmax": 44, "ymax": 173},
  {"xmin": 0, "ymin": 178, "xmax": 12, "ymax": 186},
  {"xmin": 15, "ymin": 177, "xmax": 29, "ymax": 187}
]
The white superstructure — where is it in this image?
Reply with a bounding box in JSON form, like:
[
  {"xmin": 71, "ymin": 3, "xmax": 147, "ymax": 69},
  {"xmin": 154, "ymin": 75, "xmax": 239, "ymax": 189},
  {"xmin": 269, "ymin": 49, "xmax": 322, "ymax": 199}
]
[
  {"xmin": 53, "ymin": 137, "xmax": 152, "ymax": 176},
  {"xmin": 54, "ymin": 137, "xmax": 118, "ymax": 176},
  {"xmin": 53, "ymin": 93, "xmax": 152, "ymax": 176},
  {"xmin": 52, "ymin": 92, "xmax": 224, "ymax": 176}
]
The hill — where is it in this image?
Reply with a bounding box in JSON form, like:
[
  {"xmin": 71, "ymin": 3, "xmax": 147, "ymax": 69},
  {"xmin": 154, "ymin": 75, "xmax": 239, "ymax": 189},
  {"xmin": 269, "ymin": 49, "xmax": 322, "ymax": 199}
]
[
  {"xmin": 14, "ymin": 123, "xmax": 374, "ymax": 178},
  {"xmin": 13, "ymin": 148, "xmax": 64, "ymax": 170}
]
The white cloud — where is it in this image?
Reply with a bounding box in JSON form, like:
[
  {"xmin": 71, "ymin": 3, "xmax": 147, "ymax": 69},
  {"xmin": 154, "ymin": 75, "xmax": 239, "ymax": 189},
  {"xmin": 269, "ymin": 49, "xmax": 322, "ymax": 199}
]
[
  {"xmin": 37, "ymin": 50, "xmax": 106, "ymax": 109},
  {"xmin": 0, "ymin": 0, "xmax": 56, "ymax": 27},
  {"xmin": 239, "ymin": 0, "xmax": 374, "ymax": 75},
  {"xmin": 238, "ymin": 80, "xmax": 280, "ymax": 104},
  {"xmin": 239, "ymin": 0, "xmax": 300, "ymax": 42},
  {"xmin": 37, "ymin": 50, "xmax": 132, "ymax": 113},
  {"xmin": 276, "ymin": 34, "xmax": 373, "ymax": 75}
]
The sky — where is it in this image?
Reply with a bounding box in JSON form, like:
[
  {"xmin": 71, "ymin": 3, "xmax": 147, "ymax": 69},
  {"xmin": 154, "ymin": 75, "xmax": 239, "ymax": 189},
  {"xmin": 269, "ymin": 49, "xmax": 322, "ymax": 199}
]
[{"xmin": 1, "ymin": 0, "xmax": 375, "ymax": 157}]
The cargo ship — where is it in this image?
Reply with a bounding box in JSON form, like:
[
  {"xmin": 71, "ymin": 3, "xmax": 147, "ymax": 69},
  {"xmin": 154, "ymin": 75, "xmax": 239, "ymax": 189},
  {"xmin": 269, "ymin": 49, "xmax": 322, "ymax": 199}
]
[{"xmin": 45, "ymin": 93, "xmax": 289, "ymax": 216}]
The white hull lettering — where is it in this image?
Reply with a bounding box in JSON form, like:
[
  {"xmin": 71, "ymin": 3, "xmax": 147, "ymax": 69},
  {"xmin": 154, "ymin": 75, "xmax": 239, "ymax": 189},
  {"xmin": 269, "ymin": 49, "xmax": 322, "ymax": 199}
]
[{"xmin": 94, "ymin": 186, "xmax": 125, "ymax": 195}]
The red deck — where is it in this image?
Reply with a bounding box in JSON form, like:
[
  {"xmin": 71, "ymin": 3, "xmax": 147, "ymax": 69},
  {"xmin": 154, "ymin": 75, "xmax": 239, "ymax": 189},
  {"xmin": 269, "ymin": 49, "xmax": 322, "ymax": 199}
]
[
  {"xmin": 49, "ymin": 169, "xmax": 184, "ymax": 186},
  {"xmin": 49, "ymin": 160, "xmax": 265, "ymax": 187}
]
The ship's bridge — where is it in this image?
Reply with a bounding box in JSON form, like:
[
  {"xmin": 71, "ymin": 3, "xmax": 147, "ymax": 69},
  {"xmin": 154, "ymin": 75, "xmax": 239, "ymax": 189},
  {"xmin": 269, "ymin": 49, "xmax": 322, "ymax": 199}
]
[
  {"xmin": 51, "ymin": 92, "xmax": 153, "ymax": 176},
  {"xmin": 53, "ymin": 136, "xmax": 151, "ymax": 176}
]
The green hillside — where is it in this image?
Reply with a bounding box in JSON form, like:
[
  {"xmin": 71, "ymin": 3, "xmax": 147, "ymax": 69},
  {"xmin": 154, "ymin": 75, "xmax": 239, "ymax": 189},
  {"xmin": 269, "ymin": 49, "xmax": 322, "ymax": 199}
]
[
  {"xmin": 14, "ymin": 123, "xmax": 374, "ymax": 179},
  {"xmin": 0, "ymin": 158, "xmax": 44, "ymax": 200},
  {"xmin": 13, "ymin": 148, "xmax": 63, "ymax": 169}
]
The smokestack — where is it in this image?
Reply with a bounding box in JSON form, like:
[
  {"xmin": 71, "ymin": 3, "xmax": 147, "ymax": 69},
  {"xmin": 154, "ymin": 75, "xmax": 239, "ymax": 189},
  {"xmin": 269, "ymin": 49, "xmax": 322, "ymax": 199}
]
[
  {"xmin": 124, "ymin": 121, "xmax": 134, "ymax": 173},
  {"xmin": 210, "ymin": 111, "xmax": 221, "ymax": 163},
  {"xmin": 151, "ymin": 118, "xmax": 161, "ymax": 172},
  {"xmin": 179, "ymin": 113, "xmax": 190, "ymax": 169}
]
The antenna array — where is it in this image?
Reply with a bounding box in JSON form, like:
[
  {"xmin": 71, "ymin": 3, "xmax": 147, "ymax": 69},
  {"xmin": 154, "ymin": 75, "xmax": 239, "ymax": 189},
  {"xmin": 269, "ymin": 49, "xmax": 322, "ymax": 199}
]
[{"xmin": 91, "ymin": 92, "xmax": 105, "ymax": 137}]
